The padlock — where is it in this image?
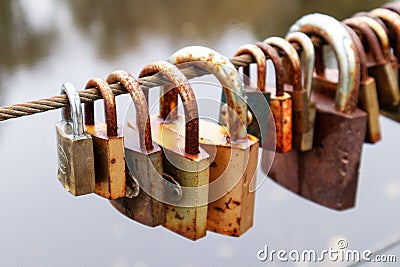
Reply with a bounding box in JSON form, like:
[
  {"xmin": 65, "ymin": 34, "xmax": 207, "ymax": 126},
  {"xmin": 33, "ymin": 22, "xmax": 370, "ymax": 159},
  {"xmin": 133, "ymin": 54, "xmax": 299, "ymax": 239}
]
[
  {"xmin": 220, "ymin": 43, "xmax": 270, "ymax": 145},
  {"xmin": 139, "ymin": 61, "xmax": 210, "ymax": 241},
  {"xmin": 285, "ymin": 32, "xmax": 317, "ymax": 151},
  {"xmin": 343, "ymin": 20, "xmax": 381, "ymax": 143},
  {"xmin": 352, "ymin": 15, "xmax": 400, "ymax": 107},
  {"xmin": 167, "ymin": 46, "xmax": 259, "ymax": 237},
  {"xmin": 264, "ymin": 37, "xmax": 311, "ymax": 148},
  {"xmin": 255, "ymin": 42, "xmax": 293, "ymax": 153},
  {"xmin": 106, "ymin": 70, "xmax": 165, "ymax": 227},
  {"xmin": 288, "ymin": 13, "xmax": 367, "ymax": 210},
  {"xmin": 84, "ymin": 78, "xmax": 126, "ymax": 199},
  {"xmin": 55, "ymin": 82, "xmax": 95, "ymax": 196},
  {"xmin": 265, "ymin": 33, "xmax": 316, "ymax": 193}
]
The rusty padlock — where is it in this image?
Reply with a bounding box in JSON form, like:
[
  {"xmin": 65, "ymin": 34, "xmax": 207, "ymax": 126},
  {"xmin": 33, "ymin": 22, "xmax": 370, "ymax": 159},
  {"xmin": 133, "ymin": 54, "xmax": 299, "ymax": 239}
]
[
  {"xmin": 55, "ymin": 82, "xmax": 95, "ymax": 196},
  {"xmin": 285, "ymin": 32, "xmax": 317, "ymax": 151},
  {"xmin": 107, "ymin": 70, "xmax": 165, "ymax": 227},
  {"xmin": 288, "ymin": 13, "xmax": 367, "ymax": 210},
  {"xmin": 264, "ymin": 37, "xmax": 311, "ymax": 149},
  {"xmin": 220, "ymin": 43, "xmax": 270, "ymax": 145},
  {"xmin": 255, "ymin": 42, "xmax": 292, "ymax": 153},
  {"xmin": 343, "ymin": 20, "xmax": 381, "ymax": 143},
  {"xmin": 84, "ymin": 78, "xmax": 126, "ymax": 199},
  {"xmin": 139, "ymin": 61, "xmax": 210, "ymax": 241},
  {"xmin": 353, "ymin": 15, "xmax": 400, "ymax": 107},
  {"xmin": 265, "ymin": 33, "xmax": 316, "ymax": 193},
  {"xmin": 167, "ymin": 46, "xmax": 259, "ymax": 237}
]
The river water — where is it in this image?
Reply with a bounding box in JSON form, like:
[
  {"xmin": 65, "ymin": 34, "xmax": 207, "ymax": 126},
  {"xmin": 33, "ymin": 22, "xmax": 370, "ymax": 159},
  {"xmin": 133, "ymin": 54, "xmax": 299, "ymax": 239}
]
[{"xmin": 0, "ymin": 0, "xmax": 399, "ymax": 266}]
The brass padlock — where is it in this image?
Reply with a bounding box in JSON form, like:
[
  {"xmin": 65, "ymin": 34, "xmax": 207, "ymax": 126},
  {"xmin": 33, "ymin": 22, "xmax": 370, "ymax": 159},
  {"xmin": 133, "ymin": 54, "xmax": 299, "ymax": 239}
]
[
  {"xmin": 220, "ymin": 43, "xmax": 270, "ymax": 145},
  {"xmin": 353, "ymin": 15, "xmax": 400, "ymax": 107},
  {"xmin": 84, "ymin": 78, "xmax": 126, "ymax": 199},
  {"xmin": 139, "ymin": 61, "xmax": 210, "ymax": 241},
  {"xmin": 107, "ymin": 70, "xmax": 165, "ymax": 227},
  {"xmin": 264, "ymin": 37, "xmax": 311, "ymax": 146},
  {"xmin": 55, "ymin": 82, "xmax": 95, "ymax": 196},
  {"xmin": 168, "ymin": 46, "xmax": 259, "ymax": 237},
  {"xmin": 343, "ymin": 20, "xmax": 381, "ymax": 143},
  {"xmin": 266, "ymin": 33, "xmax": 316, "ymax": 193},
  {"xmin": 288, "ymin": 13, "xmax": 367, "ymax": 210},
  {"xmin": 255, "ymin": 42, "xmax": 292, "ymax": 153},
  {"xmin": 285, "ymin": 32, "xmax": 317, "ymax": 151}
]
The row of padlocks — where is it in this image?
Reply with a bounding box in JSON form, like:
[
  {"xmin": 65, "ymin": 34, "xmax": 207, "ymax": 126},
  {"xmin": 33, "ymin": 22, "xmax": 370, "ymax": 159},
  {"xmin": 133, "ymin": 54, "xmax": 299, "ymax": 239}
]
[{"xmin": 55, "ymin": 3, "xmax": 400, "ymax": 241}]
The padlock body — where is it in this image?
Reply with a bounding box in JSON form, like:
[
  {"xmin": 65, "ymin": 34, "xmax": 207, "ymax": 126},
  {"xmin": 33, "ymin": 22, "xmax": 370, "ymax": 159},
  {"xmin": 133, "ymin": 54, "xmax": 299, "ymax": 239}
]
[
  {"xmin": 156, "ymin": 116, "xmax": 259, "ymax": 237},
  {"xmin": 110, "ymin": 126, "xmax": 165, "ymax": 227},
  {"xmin": 151, "ymin": 116, "xmax": 210, "ymax": 241},
  {"xmin": 368, "ymin": 62, "xmax": 400, "ymax": 107},
  {"xmin": 285, "ymin": 84, "xmax": 310, "ymax": 134},
  {"xmin": 300, "ymin": 91, "xmax": 367, "ymax": 210},
  {"xmin": 56, "ymin": 122, "xmax": 95, "ymax": 196},
  {"xmin": 270, "ymin": 92, "xmax": 292, "ymax": 153},
  {"xmin": 358, "ymin": 77, "xmax": 381, "ymax": 143},
  {"xmin": 86, "ymin": 123, "xmax": 126, "ymax": 199},
  {"xmin": 293, "ymin": 101, "xmax": 316, "ymax": 151}
]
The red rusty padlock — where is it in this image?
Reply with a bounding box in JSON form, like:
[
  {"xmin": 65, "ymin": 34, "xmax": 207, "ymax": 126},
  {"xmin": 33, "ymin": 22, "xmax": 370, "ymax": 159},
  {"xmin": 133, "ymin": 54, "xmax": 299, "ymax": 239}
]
[{"xmin": 287, "ymin": 13, "xmax": 367, "ymax": 210}]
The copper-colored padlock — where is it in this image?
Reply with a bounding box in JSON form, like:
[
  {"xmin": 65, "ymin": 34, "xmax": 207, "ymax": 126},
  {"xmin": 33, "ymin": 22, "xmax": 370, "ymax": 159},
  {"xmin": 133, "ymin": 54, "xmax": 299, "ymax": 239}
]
[
  {"xmin": 343, "ymin": 20, "xmax": 381, "ymax": 143},
  {"xmin": 140, "ymin": 61, "xmax": 210, "ymax": 241},
  {"xmin": 167, "ymin": 46, "xmax": 259, "ymax": 237},
  {"xmin": 108, "ymin": 70, "xmax": 165, "ymax": 227},
  {"xmin": 264, "ymin": 37, "xmax": 310, "ymax": 144},
  {"xmin": 255, "ymin": 42, "xmax": 292, "ymax": 153},
  {"xmin": 353, "ymin": 15, "xmax": 400, "ymax": 107},
  {"xmin": 84, "ymin": 78, "xmax": 126, "ymax": 199},
  {"xmin": 287, "ymin": 13, "xmax": 367, "ymax": 210}
]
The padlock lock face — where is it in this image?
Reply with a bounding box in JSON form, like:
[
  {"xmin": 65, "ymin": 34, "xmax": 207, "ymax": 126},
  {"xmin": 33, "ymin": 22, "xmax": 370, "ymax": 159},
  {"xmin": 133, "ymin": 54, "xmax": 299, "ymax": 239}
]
[
  {"xmin": 56, "ymin": 82, "xmax": 95, "ymax": 196},
  {"xmin": 267, "ymin": 32, "xmax": 317, "ymax": 193},
  {"xmin": 286, "ymin": 13, "xmax": 367, "ymax": 210},
  {"xmin": 352, "ymin": 15, "xmax": 400, "ymax": 107},
  {"xmin": 220, "ymin": 44, "xmax": 271, "ymax": 145},
  {"xmin": 84, "ymin": 78, "xmax": 126, "ymax": 199},
  {"xmin": 139, "ymin": 61, "xmax": 210, "ymax": 241},
  {"xmin": 106, "ymin": 70, "xmax": 166, "ymax": 227},
  {"xmin": 255, "ymin": 42, "xmax": 292, "ymax": 153},
  {"xmin": 167, "ymin": 46, "xmax": 260, "ymax": 237},
  {"xmin": 343, "ymin": 21, "xmax": 381, "ymax": 143}
]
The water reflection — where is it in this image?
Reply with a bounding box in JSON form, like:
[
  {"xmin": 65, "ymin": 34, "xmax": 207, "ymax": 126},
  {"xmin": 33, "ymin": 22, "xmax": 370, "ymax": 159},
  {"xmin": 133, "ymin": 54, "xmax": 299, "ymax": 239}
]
[{"xmin": 66, "ymin": 0, "xmax": 386, "ymax": 60}]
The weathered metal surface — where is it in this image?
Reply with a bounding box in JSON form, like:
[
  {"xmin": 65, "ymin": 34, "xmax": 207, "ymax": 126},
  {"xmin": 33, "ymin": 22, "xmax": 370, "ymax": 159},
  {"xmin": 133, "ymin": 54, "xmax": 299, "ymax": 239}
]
[
  {"xmin": 107, "ymin": 70, "xmax": 165, "ymax": 227},
  {"xmin": 288, "ymin": 13, "xmax": 360, "ymax": 113},
  {"xmin": 343, "ymin": 22, "xmax": 381, "ymax": 143},
  {"xmin": 282, "ymin": 13, "xmax": 367, "ymax": 210},
  {"xmin": 167, "ymin": 46, "xmax": 259, "ymax": 237},
  {"xmin": 140, "ymin": 61, "xmax": 210, "ymax": 241},
  {"xmin": 285, "ymin": 32, "xmax": 317, "ymax": 151},
  {"xmin": 349, "ymin": 16, "xmax": 400, "ymax": 107},
  {"xmin": 220, "ymin": 44, "xmax": 270, "ymax": 144},
  {"xmin": 255, "ymin": 42, "xmax": 292, "ymax": 153},
  {"xmin": 84, "ymin": 78, "xmax": 126, "ymax": 199},
  {"xmin": 168, "ymin": 46, "xmax": 248, "ymax": 142},
  {"xmin": 56, "ymin": 82, "xmax": 95, "ymax": 196}
]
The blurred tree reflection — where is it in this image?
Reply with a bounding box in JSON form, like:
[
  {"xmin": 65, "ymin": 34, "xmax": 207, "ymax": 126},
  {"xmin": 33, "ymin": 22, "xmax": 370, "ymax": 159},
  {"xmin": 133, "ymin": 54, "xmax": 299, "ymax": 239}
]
[{"xmin": 67, "ymin": 0, "xmax": 387, "ymax": 59}]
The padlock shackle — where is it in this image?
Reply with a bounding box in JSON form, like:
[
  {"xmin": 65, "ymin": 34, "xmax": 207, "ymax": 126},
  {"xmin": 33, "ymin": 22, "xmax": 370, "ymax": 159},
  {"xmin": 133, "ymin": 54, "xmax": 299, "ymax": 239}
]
[
  {"xmin": 106, "ymin": 70, "xmax": 153, "ymax": 151},
  {"xmin": 168, "ymin": 46, "xmax": 248, "ymax": 142},
  {"xmin": 353, "ymin": 16, "xmax": 392, "ymax": 59},
  {"xmin": 343, "ymin": 24, "xmax": 369, "ymax": 83},
  {"xmin": 383, "ymin": 2, "xmax": 400, "ymax": 17},
  {"xmin": 84, "ymin": 78, "xmax": 118, "ymax": 137},
  {"xmin": 370, "ymin": 8, "xmax": 400, "ymax": 60},
  {"xmin": 233, "ymin": 44, "xmax": 266, "ymax": 92},
  {"xmin": 343, "ymin": 18, "xmax": 386, "ymax": 65},
  {"xmin": 60, "ymin": 82, "xmax": 85, "ymax": 137},
  {"xmin": 139, "ymin": 61, "xmax": 200, "ymax": 155},
  {"xmin": 285, "ymin": 32, "xmax": 315, "ymax": 99},
  {"xmin": 255, "ymin": 42, "xmax": 285, "ymax": 97},
  {"xmin": 288, "ymin": 13, "xmax": 360, "ymax": 112},
  {"xmin": 264, "ymin": 37, "xmax": 303, "ymax": 92}
]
